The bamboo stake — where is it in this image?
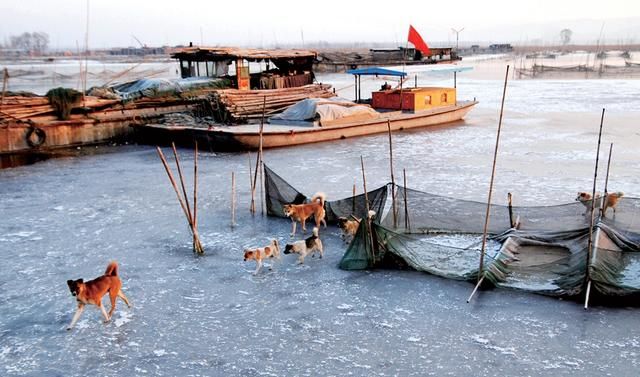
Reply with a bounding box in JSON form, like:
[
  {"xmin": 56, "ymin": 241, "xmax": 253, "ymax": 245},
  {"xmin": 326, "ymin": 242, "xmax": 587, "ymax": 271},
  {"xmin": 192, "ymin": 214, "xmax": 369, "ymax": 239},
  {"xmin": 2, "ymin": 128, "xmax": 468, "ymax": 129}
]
[
  {"xmin": 171, "ymin": 143, "xmax": 193, "ymax": 225},
  {"xmin": 259, "ymin": 160, "xmax": 264, "ymax": 216},
  {"xmin": 403, "ymin": 168, "xmax": 410, "ymax": 231},
  {"xmin": 360, "ymin": 156, "xmax": 376, "ymax": 263},
  {"xmin": 231, "ymin": 171, "xmax": 236, "ymax": 227},
  {"xmin": 584, "ymin": 109, "xmax": 606, "ymax": 309},
  {"xmin": 193, "ymin": 141, "xmax": 199, "ymax": 251},
  {"xmin": 387, "ymin": 120, "xmax": 397, "ymax": 228},
  {"xmin": 602, "ymin": 143, "xmax": 614, "ymax": 213},
  {"xmin": 477, "ymin": 65, "xmax": 510, "ymax": 283},
  {"xmin": 248, "ymin": 152, "xmax": 253, "ymax": 211},
  {"xmin": 156, "ymin": 147, "xmax": 204, "ymax": 253},
  {"xmin": 467, "ymin": 276, "xmax": 485, "ymax": 303},
  {"xmin": 82, "ymin": 0, "xmax": 90, "ymax": 107},
  {"xmin": 507, "ymin": 192, "xmax": 514, "ymax": 228},
  {"xmin": 352, "ymin": 181, "xmax": 356, "ymax": 214},
  {"xmin": 259, "ymin": 96, "xmax": 266, "ymax": 216},
  {"xmin": 250, "ymin": 97, "xmax": 266, "ymax": 214}
]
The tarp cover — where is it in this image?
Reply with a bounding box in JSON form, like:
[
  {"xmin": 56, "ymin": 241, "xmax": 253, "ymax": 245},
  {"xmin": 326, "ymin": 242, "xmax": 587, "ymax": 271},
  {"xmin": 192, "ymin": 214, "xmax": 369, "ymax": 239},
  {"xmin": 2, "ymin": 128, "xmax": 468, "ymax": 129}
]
[
  {"xmin": 108, "ymin": 77, "xmax": 227, "ymax": 101},
  {"xmin": 269, "ymin": 98, "xmax": 379, "ymax": 124}
]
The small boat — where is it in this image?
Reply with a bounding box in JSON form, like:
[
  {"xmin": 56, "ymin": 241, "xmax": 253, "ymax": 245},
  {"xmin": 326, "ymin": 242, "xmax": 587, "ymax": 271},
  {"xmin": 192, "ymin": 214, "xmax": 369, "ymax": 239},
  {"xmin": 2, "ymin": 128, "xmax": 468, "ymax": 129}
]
[{"xmin": 134, "ymin": 66, "xmax": 477, "ymax": 151}]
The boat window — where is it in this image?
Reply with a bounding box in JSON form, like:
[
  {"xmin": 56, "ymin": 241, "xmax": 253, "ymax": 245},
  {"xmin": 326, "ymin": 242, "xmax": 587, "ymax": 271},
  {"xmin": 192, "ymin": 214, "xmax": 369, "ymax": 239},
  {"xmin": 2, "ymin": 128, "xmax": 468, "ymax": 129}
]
[
  {"xmin": 207, "ymin": 62, "xmax": 214, "ymax": 77},
  {"xmin": 424, "ymin": 95, "xmax": 431, "ymax": 105},
  {"xmin": 197, "ymin": 62, "xmax": 208, "ymax": 77},
  {"xmin": 180, "ymin": 60, "xmax": 192, "ymax": 78},
  {"xmin": 441, "ymin": 93, "xmax": 448, "ymax": 103}
]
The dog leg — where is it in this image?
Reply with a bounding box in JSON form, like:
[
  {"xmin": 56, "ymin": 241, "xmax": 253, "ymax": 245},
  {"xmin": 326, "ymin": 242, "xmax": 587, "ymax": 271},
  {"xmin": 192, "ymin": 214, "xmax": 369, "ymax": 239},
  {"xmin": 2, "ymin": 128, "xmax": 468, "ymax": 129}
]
[
  {"xmin": 290, "ymin": 221, "xmax": 297, "ymax": 237},
  {"xmin": 67, "ymin": 303, "xmax": 85, "ymax": 330},
  {"xmin": 118, "ymin": 291, "xmax": 132, "ymax": 308},
  {"xmin": 99, "ymin": 303, "xmax": 110, "ymax": 323},
  {"xmin": 321, "ymin": 218, "xmax": 327, "ymax": 228},
  {"xmin": 301, "ymin": 219, "xmax": 307, "ymax": 233},
  {"xmin": 107, "ymin": 290, "xmax": 119, "ymax": 319},
  {"xmin": 254, "ymin": 260, "xmax": 262, "ymax": 275}
]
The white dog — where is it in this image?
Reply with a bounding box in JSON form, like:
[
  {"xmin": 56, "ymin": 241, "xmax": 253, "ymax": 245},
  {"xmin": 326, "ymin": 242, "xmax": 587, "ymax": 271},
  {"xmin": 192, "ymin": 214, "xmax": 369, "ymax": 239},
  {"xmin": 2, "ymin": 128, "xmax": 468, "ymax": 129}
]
[{"xmin": 283, "ymin": 227, "xmax": 323, "ymax": 264}]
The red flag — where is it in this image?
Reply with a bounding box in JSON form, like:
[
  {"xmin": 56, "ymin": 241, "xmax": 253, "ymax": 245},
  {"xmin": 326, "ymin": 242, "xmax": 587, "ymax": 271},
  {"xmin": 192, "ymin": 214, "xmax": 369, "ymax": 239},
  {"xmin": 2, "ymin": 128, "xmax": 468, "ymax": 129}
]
[{"xmin": 408, "ymin": 25, "xmax": 431, "ymax": 56}]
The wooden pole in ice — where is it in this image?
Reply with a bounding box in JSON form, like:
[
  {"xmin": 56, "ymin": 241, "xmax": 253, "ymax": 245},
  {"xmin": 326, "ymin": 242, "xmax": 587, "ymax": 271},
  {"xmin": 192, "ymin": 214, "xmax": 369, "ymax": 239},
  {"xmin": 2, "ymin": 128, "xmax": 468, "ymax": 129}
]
[
  {"xmin": 469, "ymin": 65, "xmax": 509, "ymax": 302},
  {"xmin": 250, "ymin": 96, "xmax": 266, "ymax": 214},
  {"xmin": 387, "ymin": 120, "xmax": 397, "ymax": 228},
  {"xmin": 403, "ymin": 168, "xmax": 410, "ymax": 231},
  {"xmin": 584, "ymin": 109, "xmax": 606, "ymax": 310},
  {"xmin": 193, "ymin": 141, "xmax": 199, "ymax": 251},
  {"xmin": 231, "ymin": 171, "xmax": 236, "ymax": 228},
  {"xmin": 360, "ymin": 156, "xmax": 376, "ymax": 263}
]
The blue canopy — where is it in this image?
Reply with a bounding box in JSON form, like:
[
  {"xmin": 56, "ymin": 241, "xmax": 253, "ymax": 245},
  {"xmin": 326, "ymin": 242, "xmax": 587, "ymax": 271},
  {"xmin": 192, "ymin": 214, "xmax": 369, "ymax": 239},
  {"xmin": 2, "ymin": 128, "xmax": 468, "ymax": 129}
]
[{"xmin": 346, "ymin": 67, "xmax": 407, "ymax": 77}]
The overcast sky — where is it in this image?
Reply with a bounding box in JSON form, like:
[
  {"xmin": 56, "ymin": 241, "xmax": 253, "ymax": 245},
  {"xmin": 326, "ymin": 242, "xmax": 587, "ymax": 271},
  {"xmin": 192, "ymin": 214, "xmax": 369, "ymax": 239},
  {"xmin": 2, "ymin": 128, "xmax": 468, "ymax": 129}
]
[{"xmin": 1, "ymin": 0, "xmax": 639, "ymax": 49}]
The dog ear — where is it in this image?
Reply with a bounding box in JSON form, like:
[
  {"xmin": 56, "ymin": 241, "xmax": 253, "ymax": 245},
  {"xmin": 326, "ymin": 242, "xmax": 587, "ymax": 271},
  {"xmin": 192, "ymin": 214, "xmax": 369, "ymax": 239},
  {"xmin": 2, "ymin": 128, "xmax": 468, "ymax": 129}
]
[
  {"xmin": 78, "ymin": 279, "xmax": 83, "ymax": 284},
  {"xmin": 67, "ymin": 280, "xmax": 73, "ymax": 286}
]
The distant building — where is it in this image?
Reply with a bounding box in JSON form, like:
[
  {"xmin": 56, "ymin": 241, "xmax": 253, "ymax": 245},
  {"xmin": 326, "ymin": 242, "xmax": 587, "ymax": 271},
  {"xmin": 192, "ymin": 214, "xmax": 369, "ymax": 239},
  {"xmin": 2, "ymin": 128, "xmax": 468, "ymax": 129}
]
[{"xmin": 489, "ymin": 44, "xmax": 513, "ymax": 53}]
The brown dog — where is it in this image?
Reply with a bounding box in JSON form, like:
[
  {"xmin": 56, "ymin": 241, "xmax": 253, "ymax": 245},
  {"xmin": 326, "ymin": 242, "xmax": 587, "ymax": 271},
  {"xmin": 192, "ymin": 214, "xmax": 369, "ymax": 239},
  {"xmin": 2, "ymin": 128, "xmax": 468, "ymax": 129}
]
[
  {"xmin": 66, "ymin": 261, "xmax": 131, "ymax": 330},
  {"xmin": 243, "ymin": 239, "xmax": 280, "ymax": 275},
  {"xmin": 337, "ymin": 216, "xmax": 361, "ymax": 243},
  {"xmin": 283, "ymin": 192, "xmax": 327, "ymax": 236},
  {"xmin": 575, "ymin": 191, "xmax": 624, "ymax": 217}
]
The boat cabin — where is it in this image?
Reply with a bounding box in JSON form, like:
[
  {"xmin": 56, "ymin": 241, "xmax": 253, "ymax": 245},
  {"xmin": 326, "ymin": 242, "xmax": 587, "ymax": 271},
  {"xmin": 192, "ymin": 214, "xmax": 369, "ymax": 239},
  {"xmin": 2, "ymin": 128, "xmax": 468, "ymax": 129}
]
[
  {"xmin": 347, "ymin": 66, "xmax": 467, "ymax": 111},
  {"xmin": 171, "ymin": 46, "xmax": 317, "ymax": 90}
]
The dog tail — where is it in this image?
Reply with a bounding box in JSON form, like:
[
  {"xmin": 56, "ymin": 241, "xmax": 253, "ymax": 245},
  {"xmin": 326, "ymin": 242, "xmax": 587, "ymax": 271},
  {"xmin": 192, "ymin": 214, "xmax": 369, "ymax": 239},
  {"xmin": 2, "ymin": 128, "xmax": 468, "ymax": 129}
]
[
  {"xmin": 614, "ymin": 191, "xmax": 624, "ymax": 198},
  {"xmin": 105, "ymin": 261, "xmax": 118, "ymax": 276},
  {"xmin": 311, "ymin": 192, "xmax": 326, "ymax": 206},
  {"xmin": 312, "ymin": 227, "xmax": 319, "ymax": 237}
]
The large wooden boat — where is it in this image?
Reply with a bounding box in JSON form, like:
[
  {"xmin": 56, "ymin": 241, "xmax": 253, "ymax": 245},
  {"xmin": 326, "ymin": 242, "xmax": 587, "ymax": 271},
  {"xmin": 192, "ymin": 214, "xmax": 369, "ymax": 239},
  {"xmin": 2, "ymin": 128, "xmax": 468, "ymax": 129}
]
[
  {"xmin": 133, "ymin": 64, "xmax": 477, "ymax": 151},
  {"xmin": 133, "ymin": 98, "xmax": 477, "ymax": 151}
]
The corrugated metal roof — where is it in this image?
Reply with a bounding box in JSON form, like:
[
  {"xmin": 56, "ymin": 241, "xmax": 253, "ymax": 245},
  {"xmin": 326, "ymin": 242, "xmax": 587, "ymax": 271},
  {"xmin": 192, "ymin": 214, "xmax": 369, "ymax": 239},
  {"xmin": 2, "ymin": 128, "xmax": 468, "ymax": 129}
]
[{"xmin": 171, "ymin": 47, "xmax": 317, "ymax": 60}]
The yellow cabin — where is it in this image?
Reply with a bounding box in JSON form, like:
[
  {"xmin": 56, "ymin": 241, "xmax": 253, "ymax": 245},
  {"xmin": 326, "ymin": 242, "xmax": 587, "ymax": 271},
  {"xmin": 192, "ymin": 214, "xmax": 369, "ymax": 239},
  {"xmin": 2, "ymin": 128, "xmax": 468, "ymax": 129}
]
[{"xmin": 372, "ymin": 87, "xmax": 457, "ymax": 111}]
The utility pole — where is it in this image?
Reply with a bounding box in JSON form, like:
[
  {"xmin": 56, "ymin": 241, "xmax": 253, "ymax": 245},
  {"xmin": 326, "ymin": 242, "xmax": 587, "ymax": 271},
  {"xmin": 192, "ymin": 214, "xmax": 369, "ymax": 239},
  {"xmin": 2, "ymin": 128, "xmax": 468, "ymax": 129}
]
[{"xmin": 451, "ymin": 27, "xmax": 465, "ymax": 51}]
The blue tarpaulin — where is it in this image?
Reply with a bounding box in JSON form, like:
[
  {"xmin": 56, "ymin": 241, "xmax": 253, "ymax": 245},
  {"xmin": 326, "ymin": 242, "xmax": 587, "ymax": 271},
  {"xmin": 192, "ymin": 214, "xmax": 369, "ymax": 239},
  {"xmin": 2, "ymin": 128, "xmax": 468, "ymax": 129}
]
[{"xmin": 346, "ymin": 67, "xmax": 408, "ymax": 77}]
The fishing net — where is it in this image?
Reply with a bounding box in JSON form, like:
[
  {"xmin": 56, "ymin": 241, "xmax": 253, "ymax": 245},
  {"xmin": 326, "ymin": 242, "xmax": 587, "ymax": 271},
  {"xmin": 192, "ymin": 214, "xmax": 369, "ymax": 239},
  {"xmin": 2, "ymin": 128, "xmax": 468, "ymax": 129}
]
[{"xmin": 264, "ymin": 165, "xmax": 640, "ymax": 298}]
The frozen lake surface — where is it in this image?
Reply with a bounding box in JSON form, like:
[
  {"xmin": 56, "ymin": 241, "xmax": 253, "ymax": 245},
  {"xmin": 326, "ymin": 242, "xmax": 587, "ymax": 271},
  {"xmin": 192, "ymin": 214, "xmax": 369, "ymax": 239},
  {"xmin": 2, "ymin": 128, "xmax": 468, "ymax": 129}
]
[{"xmin": 2, "ymin": 61, "xmax": 640, "ymax": 376}]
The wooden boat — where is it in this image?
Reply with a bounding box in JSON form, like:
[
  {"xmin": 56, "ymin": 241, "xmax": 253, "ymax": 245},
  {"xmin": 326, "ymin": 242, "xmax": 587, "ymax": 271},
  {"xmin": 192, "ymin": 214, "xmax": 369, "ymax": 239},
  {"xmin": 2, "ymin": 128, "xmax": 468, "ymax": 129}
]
[
  {"xmin": 133, "ymin": 99, "xmax": 477, "ymax": 151},
  {"xmin": 0, "ymin": 96, "xmax": 194, "ymax": 155},
  {"xmin": 133, "ymin": 65, "xmax": 477, "ymax": 151}
]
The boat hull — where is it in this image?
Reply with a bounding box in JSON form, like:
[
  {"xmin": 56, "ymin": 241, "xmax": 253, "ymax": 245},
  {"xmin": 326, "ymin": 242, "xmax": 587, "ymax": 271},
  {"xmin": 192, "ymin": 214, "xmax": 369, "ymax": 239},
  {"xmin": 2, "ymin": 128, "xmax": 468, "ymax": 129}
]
[
  {"xmin": 135, "ymin": 101, "xmax": 477, "ymax": 151},
  {"xmin": 0, "ymin": 104, "xmax": 192, "ymax": 155}
]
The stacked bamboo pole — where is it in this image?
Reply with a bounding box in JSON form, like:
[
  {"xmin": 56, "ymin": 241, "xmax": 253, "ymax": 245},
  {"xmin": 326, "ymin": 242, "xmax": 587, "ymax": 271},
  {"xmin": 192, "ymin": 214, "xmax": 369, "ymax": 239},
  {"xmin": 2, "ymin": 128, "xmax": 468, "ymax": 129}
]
[
  {"xmin": 210, "ymin": 84, "xmax": 335, "ymax": 121},
  {"xmin": 157, "ymin": 142, "xmax": 204, "ymax": 254}
]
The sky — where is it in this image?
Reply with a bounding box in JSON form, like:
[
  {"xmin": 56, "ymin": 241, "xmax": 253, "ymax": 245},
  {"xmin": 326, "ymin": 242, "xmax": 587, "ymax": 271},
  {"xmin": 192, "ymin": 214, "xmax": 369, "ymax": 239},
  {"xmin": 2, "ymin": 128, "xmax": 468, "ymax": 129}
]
[{"xmin": 1, "ymin": 0, "xmax": 639, "ymax": 49}]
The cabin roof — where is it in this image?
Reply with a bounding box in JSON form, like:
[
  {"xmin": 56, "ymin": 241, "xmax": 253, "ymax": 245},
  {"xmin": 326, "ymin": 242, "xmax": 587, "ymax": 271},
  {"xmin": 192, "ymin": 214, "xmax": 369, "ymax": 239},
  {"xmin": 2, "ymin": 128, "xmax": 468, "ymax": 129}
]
[
  {"xmin": 171, "ymin": 47, "xmax": 317, "ymax": 61},
  {"xmin": 346, "ymin": 67, "xmax": 408, "ymax": 77}
]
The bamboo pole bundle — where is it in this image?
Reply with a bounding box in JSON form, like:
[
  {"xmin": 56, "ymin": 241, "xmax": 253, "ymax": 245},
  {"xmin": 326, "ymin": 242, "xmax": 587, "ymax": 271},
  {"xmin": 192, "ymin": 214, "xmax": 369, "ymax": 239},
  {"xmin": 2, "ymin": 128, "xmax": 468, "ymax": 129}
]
[
  {"xmin": 156, "ymin": 146, "xmax": 204, "ymax": 253},
  {"xmin": 210, "ymin": 84, "xmax": 335, "ymax": 121}
]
